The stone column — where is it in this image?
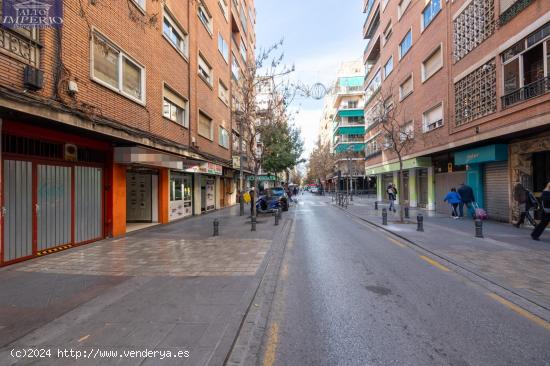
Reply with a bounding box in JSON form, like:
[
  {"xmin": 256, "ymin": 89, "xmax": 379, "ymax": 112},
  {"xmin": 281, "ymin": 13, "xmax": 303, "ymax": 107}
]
[
  {"xmin": 408, "ymin": 169, "xmax": 417, "ymax": 208},
  {"xmin": 393, "ymin": 171, "xmax": 399, "ymax": 201},
  {"xmin": 427, "ymin": 167, "xmax": 435, "ymax": 211},
  {"xmin": 376, "ymin": 174, "xmax": 383, "ymax": 202},
  {"xmin": 193, "ymin": 174, "xmax": 202, "ymax": 216}
]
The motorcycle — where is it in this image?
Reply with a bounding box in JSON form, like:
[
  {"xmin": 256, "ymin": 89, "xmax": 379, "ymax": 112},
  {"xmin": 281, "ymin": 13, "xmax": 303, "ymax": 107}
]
[{"xmin": 256, "ymin": 193, "xmax": 281, "ymax": 213}]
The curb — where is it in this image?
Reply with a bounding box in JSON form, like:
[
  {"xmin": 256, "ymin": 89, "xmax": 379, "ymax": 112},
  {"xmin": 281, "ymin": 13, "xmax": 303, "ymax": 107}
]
[{"xmin": 332, "ymin": 203, "xmax": 550, "ymax": 322}]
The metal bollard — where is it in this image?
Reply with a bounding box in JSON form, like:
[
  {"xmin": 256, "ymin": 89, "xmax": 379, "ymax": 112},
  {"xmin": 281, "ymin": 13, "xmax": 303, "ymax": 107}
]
[
  {"xmin": 375, "ymin": 201, "xmax": 378, "ymax": 210},
  {"xmin": 382, "ymin": 208, "xmax": 388, "ymax": 225},
  {"xmin": 417, "ymin": 214, "xmax": 424, "ymax": 232},
  {"xmin": 404, "ymin": 207, "xmax": 409, "ymax": 219},
  {"xmin": 274, "ymin": 210, "xmax": 279, "ymax": 226},
  {"xmin": 251, "ymin": 216, "xmax": 257, "ymax": 232},
  {"xmin": 213, "ymin": 219, "xmax": 219, "ymax": 236},
  {"xmin": 475, "ymin": 219, "xmax": 483, "ymax": 238}
]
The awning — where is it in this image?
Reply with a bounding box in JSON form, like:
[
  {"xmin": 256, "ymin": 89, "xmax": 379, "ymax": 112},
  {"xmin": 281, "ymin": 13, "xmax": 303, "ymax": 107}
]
[
  {"xmin": 454, "ymin": 144, "xmax": 508, "ymax": 166},
  {"xmin": 337, "ymin": 109, "xmax": 364, "ymax": 118},
  {"xmin": 367, "ymin": 157, "xmax": 432, "ymax": 175},
  {"xmin": 114, "ymin": 146, "xmax": 201, "ymax": 170},
  {"xmin": 335, "ymin": 126, "xmax": 365, "ymax": 135}
]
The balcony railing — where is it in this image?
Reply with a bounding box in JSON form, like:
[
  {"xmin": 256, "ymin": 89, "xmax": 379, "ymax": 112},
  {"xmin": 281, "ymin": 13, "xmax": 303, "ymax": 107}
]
[
  {"xmin": 501, "ymin": 76, "xmax": 550, "ymax": 109},
  {"xmin": 335, "ymin": 137, "xmax": 364, "ymax": 145},
  {"xmin": 337, "ymin": 85, "xmax": 364, "ymax": 94}
]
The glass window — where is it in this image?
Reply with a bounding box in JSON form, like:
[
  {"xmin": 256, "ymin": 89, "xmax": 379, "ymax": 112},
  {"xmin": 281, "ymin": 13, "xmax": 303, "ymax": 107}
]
[
  {"xmin": 503, "ymin": 59, "xmax": 520, "ymax": 95},
  {"xmin": 423, "ymin": 103, "xmax": 443, "ymax": 132},
  {"xmin": 198, "ymin": 2, "xmax": 212, "ymax": 33},
  {"xmin": 400, "ymin": 30, "xmax": 412, "ymax": 58},
  {"xmin": 122, "ymin": 57, "xmax": 142, "ymax": 99},
  {"xmin": 218, "ymin": 33, "xmax": 229, "ymax": 62},
  {"xmin": 93, "ymin": 35, "xmax": 119, "ymax": 89},
  {"xmin": 163, "ymin": 12, "xmax": 187, "ymax": 56},
  {"xmin": 422, "ymin": 0, "xmax": 441, "ymax": 29},
  {"xmin": 231, "ymin": 54, "xmax": 241, "ymax": 80},
  {"xmin": 218, "ymin": 80, "xmax": 229, "ymax": 105},
  {"xmin": 218, "ymin": 0, "xmax": 228, "ymax": 19},
  {"xmin": 240, "ymin": 39, "xmax": 247, "ymax": 62},
  {"xmin": 219, "ymin": 127, "xmax": 229, "ymax": 148},
  {"xmin": 163, "ymin": 85, "xmax": 188, "ymax": 127},
  {"xmin": 384, "ymin": 56, "xmax": 393, "ymax": 77},
  {"xmin": 198, "ymin": 55, "xmax": 213, "ymax": 85}
]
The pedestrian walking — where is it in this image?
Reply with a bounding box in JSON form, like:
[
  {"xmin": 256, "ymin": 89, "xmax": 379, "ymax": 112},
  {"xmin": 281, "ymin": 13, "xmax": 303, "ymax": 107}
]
[
  {"xmin": 443, "ymin": 188, "xmax": 462, "ymax": 219},
  {"xmin": 387, "ymin": 183, "xmax": 397, "ymax": 213},
  {"xmin": 513, "ymin": 183, "xmax": 538, "ymax": 227},
  {"xmin": 531, "ymin": 182, "xmax": 550, "ymax": 241},
  {"xmin": 457, "ymin": 183, "xmax": 476, "ymax": 219}
]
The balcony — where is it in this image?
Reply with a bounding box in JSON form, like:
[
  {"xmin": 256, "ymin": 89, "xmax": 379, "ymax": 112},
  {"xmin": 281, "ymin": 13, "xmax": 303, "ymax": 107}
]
[
  {"xmin": 363, "ymin": 36, "xmax": 380, "ymax": 69},
  {"xmin": 363, "ymin": 6, "xmax": 380, "ymax": 40},
  {"xmin": 334, "ymin": 125, "xmax": 366, "ymax": 136},
  {"xmin": 335, "ymin": 143, "xmax": 365, "ymax": 154},
  {"xmin": 335, "ymin": 136, "xmax": 364, "ymax": 145},
  {"xmin": 501, "ymin": 76, "xmax": 550, "ymax": 109}
]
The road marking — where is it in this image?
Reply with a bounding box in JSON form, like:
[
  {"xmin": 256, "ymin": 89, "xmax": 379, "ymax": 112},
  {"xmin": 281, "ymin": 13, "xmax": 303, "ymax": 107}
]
[
  {"xmin": 420, "ymin": 256, "xmax": 450, "ymax": 272},
  {"xmin": 388, "ymin": 237, "xmax": 407, "ymax": 248},
  {"xmin": 488, "ymin": 293, "xmax": 550, "ymax": 331},
  {"xmin": 78, "ymin": 335, "xmax": 90, "ymax": 342},
  {"xmin": 263, "ymin": 323, "xmax": 279, "ymax": 366}
]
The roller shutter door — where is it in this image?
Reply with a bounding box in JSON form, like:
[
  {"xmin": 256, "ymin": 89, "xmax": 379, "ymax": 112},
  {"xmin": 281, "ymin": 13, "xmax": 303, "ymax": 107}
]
[{"xmin": 483, "ymin": 161, "xmax": 509, "ymax": 222}]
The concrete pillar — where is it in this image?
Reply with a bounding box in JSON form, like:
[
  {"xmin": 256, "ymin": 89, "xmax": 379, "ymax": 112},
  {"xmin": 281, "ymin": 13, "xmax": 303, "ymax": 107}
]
[
  {"xmin": 376, "ymin": 174, "xmax": 383, "ymax": 202},
  {"xmin": 408, "ymin": 169, "xmax": 417, "ymax": 208},
  {"xmin": 215, "ymin": 176, "xmax": 221, "ymax": 210},
  {"xmin": 393, "ymin": 171, "xmax": 399, "ymax": 201},
  {"xmin": 193, "ymin": 174, "xmax": 202, "ymax": 216},
  {"xmin": 427, "ymin": 167, "xmax": 435, "ymax": 211},
  {"xmin": 158, "ymin": 168, "xmax": 169, "ymax": 224},
  {"xmin": 111, "ymin": 163, "xmax": 127, "ymax": 236}
]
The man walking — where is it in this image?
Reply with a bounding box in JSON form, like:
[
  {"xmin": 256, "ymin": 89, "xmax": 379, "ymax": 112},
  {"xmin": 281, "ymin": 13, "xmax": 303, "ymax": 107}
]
[
  {"xmin": 387, "ymin": 183, "xmax": 397, "ymax": 213},
  {"xmin": 532, "ymin": 182, "xmax": 550, "ymax": 241},
  {"xmin": 457, "ymin": 183, "xmax": 476, "ymax": 219}
]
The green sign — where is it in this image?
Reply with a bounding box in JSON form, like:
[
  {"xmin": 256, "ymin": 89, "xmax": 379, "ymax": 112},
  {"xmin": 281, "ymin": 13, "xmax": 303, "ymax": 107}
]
[
  {"xmin": 248, "ymin": 175, "xmax": 277, "ymax": 182},
  {"xmin": 454, "ymin": 144, "xmax": 508, "ymax": 166}
]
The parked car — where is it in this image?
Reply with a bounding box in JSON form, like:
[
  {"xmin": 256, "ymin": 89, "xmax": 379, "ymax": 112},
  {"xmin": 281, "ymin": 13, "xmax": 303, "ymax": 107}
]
[{"xmin": 310, "ymin": 186, "xmax": 319, "ymax": 194}]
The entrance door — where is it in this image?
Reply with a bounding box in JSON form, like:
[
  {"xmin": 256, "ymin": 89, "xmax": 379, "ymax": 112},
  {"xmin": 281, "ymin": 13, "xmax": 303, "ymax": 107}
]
[
  {"xmin": 37, "ymin": 164, "xmax": 72, "ymax": 251},
  {"xmin": 2, "ymin": 160, "xmax": 33, "ymax": 262},
  {"xmin": 126, "ymin": 172, "xmax": 152, "ymax": 222},
  {"xmin": 220, "ymin": 179, "xmax": 226, "ymax": 207}
]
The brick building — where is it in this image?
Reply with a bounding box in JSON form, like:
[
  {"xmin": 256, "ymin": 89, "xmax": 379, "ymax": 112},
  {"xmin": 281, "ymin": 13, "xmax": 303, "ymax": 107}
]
[
  {"xmin": 362, "ymin": 0, "xmax": 550, "ymax": 222},
  {"xmin": 0, "ymin": 0, "xmax": 255, "ymax": 265}
]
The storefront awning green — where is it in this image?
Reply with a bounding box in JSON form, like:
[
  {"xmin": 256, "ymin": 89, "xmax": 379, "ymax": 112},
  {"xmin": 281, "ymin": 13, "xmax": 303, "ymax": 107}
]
[
  {"xmin": 337, "ymin": 109, "xmax": 364, "ymax": 118},
  {"xmin": 338, "ymin": 76, "xmax": 364, "ymax": 87},
  {"xmin": 335, "ymin": 143, "xmax": 365, "ymax": 153},
  {"xmin": 367, "ymin": 157, "xmax": 432, "ymax": 175},
  {"xmin": 454, "ymin": 144, "xmax": 508, "ymax": 166},
  {"xmin": 335, "ymin": 126, "xmax": 365, "ymax": 135}
]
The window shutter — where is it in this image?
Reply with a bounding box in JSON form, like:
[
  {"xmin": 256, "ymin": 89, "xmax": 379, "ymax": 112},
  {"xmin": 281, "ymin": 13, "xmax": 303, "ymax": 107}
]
[
  {"xmin": 500, "ymin": 0, "xmax": 515, "ymax": 14},
  {"xmin": 199, "ymin": 112, "xmax": 212, "ymax": 139},
  {"xmin": 423, "ymin": 47, "xmax": 442, "ymax": 79},
  {"xmin": 164, "ymin": 86, "xmax": 186, "ymax": 108},
  {"xmin": 400, "ymin": 76, "xmax": 413, "ymax": 97},
  {"xmin": 426, "ymin": 104, "xmax": 442, "ymax": 124}
]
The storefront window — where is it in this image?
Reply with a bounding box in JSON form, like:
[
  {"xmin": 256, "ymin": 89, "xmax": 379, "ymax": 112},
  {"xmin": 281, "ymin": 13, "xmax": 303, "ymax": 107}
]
[{"xmin": 171, "ymin": 175, "xmax": 184, "ymax": 201}]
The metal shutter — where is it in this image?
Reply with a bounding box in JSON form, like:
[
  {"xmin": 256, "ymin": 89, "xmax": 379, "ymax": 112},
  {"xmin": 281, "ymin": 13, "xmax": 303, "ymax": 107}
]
[{"xmin": 483, "ymin": 161, "xmax": 510, "ymax": 222}]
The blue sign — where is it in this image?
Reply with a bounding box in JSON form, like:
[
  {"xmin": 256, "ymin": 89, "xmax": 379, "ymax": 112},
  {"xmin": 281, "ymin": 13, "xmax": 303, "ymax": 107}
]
[
  {"xmin": 454, "ymin": 144, "xmax": 508, "ymax": 166},
  {"xmin": 2, "ymin": 0, "xmax": 63, "ymax": 29}
]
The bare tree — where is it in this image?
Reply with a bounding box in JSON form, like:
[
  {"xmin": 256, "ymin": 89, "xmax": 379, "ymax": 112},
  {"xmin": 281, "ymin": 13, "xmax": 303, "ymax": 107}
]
[
  {"xmin": 368, "ymin": 85, "xmax": 414, "ymax": 222},
  {"xmin": 308, "ymin": 140, "xmax": 337, "ymax": 191}
]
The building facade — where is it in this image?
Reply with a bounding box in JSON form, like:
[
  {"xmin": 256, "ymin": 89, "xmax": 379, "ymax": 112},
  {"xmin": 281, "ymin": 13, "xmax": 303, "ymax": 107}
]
[
  {"xmin": 362, "ymin": 0, "xmax": 550, "ymax": 222},
  {"xmin": 0, "ymin": 0, "xmax": 255, "ymax": 265}
]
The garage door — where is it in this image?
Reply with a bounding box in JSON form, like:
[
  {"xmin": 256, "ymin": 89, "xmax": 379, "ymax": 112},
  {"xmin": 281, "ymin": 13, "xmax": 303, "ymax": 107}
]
[{"xmin": 483, "ymin": 161, "xmax": 509, "ymax": 222}]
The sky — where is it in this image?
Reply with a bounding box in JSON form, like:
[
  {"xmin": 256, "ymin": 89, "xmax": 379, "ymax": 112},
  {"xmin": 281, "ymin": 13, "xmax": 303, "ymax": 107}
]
[{"xmin": 255, "ymin": 0, "xmax": 366, "ymax": 157}]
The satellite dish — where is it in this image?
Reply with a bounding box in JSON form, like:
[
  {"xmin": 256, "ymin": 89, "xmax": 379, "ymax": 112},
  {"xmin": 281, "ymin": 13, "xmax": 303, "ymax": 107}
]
[{"xmin": 310, "ymin": 83, "xmax": 327, "ymax": 100}]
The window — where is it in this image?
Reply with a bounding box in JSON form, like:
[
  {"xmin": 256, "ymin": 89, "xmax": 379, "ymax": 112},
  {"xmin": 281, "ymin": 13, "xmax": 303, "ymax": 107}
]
[
  {"xmin": 163, "ymin": 11, "xmax": 188, "ymax": 57},
  {"xmin": 383, "ymin": 22, "xmax": 392, "ymax": 45},
  {"xmin": 399, "ymin": 30, "xmax": 412, "ymax": 58},
  {"xmin": 218, "ymin": 80, "xmax": 229, "ymax": 105},
  {"xmin": 422, "ymin": 103, "xmax": 443, "ymax": 132},
  {"xmin": 365, "ymin": 69, "xmax": 381, "ymax": 103},
  {"xmin": 198, "ymin": 112, "xmax": 213, "ymax": 140},
  {"xmin": 422, "ymin": 45, "xmax": 442, "ymax": 82},
  {"xmin": 400, "ymin": 121, "xmax": 414, "ymax": 141},
  {"xmin": 239, "ymin": 4, "xmax": 248, "ymax": 35},
  {"xmin": 384, "ymin": 56, "xmax": 393, "ymax": 78},
  {"xmin": 163, "ymin": 85, "xmax": 188, "ymax": 127},
  {"xmin": 453, "ymin": 0, "xmax": 495, "ymax": 62},
  {"xmin": 218, "ymin": 33, "xmax": 229, "ymax": 62},
  {"xmin": 422, "ymin": 0, "xmax": 441, "ymax": 29},
  {"xmin": 132, "ymin": 0, "xmax": 146, "ymax": 11},
  {"xmin": 198, "ymin": 54, "xmax": 213, "ymax": 86},
  {"xmin": 218, "ymin": 0, "xmax": 228, "ymax": 20},
  {"xmin": 398, "ymin": 0, "xmax": 411, "ymax": 20},
  {"xmin": 399, "ymin": 75, "xmax": 413, "ymax": 100},
  {"xmin": 219, "ymin": 127, "xmax": 229, "ymax": 148},
  {"xmin": 92, "ymin": 32, "xmax": 145, "ymax": 103},
  {"xmin": 198, "ymin": 1, "xmax": 213, "ymax": 34},
  {"xmin": 348, "ymin": 100, "xmax": 358, "ymax": 109},
  {"xmin": 240, "ymin": 39, "xmax": 247, "ymax": 62},
  {"xmin": 231, "ymin": 53, "xmax": 241, "ymax": 80}
]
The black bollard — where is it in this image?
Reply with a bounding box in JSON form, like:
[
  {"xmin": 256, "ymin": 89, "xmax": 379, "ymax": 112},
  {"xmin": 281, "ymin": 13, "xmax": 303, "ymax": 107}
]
[
  {"xmin": 251, "ymin": 216, "xmax": 257, "ymax": 232},
  {"xmin": 404, "ymin": 207, "xmax": 410, "ymax": 219},
  {"xmin": 475, "ymin": 219, "xmax": 483, "ymax": 238},
  {"xmin": 213, "ymin": 219, "xmax": 219, "ymax": 236},
  {"xmin": 375, "ymin": 201, "xmax": 378, "ymax": 210},
  {"xmin": 382, "ymin": 208, "xmax": 388, "ymax": 225},
  {"xmin": 417, "ymin": 214, "xmax": 424, "ymax": 232},
  {"xmin": 274, "ymin": 210, "xmax": 279, "ymax": 226}
]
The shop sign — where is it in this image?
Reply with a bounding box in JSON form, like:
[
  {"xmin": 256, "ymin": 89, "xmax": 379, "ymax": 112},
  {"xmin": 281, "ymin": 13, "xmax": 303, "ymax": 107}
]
[
  {"xmin": 454, "ymin": 144, "xmax": 508, "ymax": 166},
  {"xmin": 185, "ymin": 162, "xmax": 223, "ymax": 176},
  {"xmin": 2, "ymin": 0, "xmax": 64, "ymax": 28},
  {"xmin": 248, "ymin": 175, "xmax": 277, "ymax": 182},
  {"xmin": 232, "ymin": 155, "xmax": 240, "ymax": 169}
]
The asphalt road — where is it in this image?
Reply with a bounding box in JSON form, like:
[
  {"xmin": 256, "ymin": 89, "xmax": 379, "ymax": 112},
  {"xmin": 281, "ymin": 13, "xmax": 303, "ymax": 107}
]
[{"xmin": 259, "ymin": 193, "xmax": 550, "ymax": 366}]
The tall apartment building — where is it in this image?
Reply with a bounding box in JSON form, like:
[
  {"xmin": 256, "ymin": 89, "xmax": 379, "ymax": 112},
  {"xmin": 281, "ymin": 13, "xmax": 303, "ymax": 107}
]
[
  {"xmin": 0, "ymin": 0, "xmax": 255, "ymax": 266},
  {"xmin": 319, "ymin": 94, "xmax": 335, "ymax": 151},
  {"xmin": 331, "ymin": 60, "xmax": 368, "ymax": 192},
  {"xmin": 362, "ymin": 0, "xmax": 550, "ymax": 222}
]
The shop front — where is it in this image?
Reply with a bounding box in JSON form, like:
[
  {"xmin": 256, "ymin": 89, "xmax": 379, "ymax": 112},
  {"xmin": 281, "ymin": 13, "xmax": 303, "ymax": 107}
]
[
  {"xmin": 184, "ymin": 162, "xmax": 223, "ymax": 214},
  {"xmin": 1, "ymin": 120, "xmax": 109, "ymax": 265},
  {"xmin": 455, "ymin": 144, "xmax": 509, "ymax": 222},
  {"xmin": 169, "ymin": 171, "xmax": 193, "ymax": 221}
]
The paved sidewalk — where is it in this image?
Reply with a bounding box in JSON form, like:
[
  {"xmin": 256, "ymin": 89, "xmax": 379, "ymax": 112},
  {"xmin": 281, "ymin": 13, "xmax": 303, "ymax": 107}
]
[
  {"xmin": 0, "ymin": 205, "xmax": 292, "ymax": 366},
  {"xmin": 330, "ymin": 196, "xmax": 550, "ymax": 311}
]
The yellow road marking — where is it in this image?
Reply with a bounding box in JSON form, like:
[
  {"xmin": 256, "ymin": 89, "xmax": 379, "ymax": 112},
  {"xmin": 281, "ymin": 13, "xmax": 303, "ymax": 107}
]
[
  {"xmin": 420, "ymin": 256, "xmax": 450, "ymax": 272},
  {"xmin": 262, "ymin": 323, "xmax": 279, "ymax": 366},
  {"xmin": 78, "ymin": 335, "xmax": 90, "ymax": 343},
  {"xmin": 388, "ymin": 237, "xmax": 407, "ymax": 248},
  {"xmin": 488, "ymin": 293, "xmax": 550, "ymax": 331}
]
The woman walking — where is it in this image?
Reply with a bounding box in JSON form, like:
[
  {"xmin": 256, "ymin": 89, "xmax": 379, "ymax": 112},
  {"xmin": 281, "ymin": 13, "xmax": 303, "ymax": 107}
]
[
  {"xmin": 532, "ymin": 182, "xmax": 550, "ymax": 241},
  {"xmin": 444, "ymin": 188, "xmax": 462, "ymax": 219}
]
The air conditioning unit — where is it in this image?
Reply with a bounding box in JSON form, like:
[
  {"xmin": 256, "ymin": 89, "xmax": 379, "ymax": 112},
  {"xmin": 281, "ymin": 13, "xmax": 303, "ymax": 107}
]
[
  {"xmin": 64, "ymin": 144, "xmax": 78, "ymax": 162},
  {"xmin": 24, "ymin": 65, "xmax": 44, "ymax": 91}
]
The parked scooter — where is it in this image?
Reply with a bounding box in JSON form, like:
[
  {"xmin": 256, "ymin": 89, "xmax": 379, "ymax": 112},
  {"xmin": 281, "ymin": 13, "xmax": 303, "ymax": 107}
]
[{"xmin": 256, "ymin": 193, "xmax": 281, "ymax": 213}]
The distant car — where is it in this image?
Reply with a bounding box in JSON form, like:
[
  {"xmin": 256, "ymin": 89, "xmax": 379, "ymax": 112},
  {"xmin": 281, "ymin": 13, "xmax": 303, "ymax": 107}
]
[
  {"xmin": 310, "ymin": 186, "xmax": 319, "ymax": 194},
  {"xmin": 267, "ymin": 187, "xmax": 289, "ymax": 211}
]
